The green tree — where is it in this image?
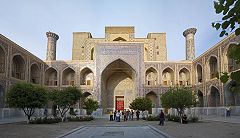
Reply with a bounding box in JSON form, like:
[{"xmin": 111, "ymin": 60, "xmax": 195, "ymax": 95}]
[
  {"xmin": 49, "ymin": 87, "xmax": 82, "ymax": 121},
  {"xmin": 129, "ymin": 97, "xmax": 152, "ymax": 111},
  {"xmin": 7, "ymin": 83, "xmax": 48, "ymax": 123},
  {"xmin": 212, "ymin": 0, "xmax": 240, "ymax": 37},
  {"xmin": 83, "ymin": 98, "xmax": 98, "ymax": 115},
  {"xmin": 212, "ymin": 0, "xmax": 240, "ymax": 96},
  {"xmin": 161, "ymin": 87, "xmax": 196, "ymax": 123}
]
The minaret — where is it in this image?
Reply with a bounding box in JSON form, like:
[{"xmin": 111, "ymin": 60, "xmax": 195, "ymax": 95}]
[
  {"xmin": 183, "ymin": 28, "xmax": 197, "ymax": 61},
  {"xmin": 46, "ymin": 32, "xmax": 59, "ymax": 61}
]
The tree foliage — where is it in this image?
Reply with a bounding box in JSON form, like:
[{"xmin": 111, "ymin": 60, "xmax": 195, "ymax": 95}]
[
  {"xmin": 83, "ymin": 98, "xmax": 98, "ymax": 115},
  {"xmin": 212, "ymin": 0, "xmax": 240, "ymax": 94},
  {"xmin": 212, "ymin": 0, "xmax": 240, "ymax": 37},
  {"xmin": 48, "ymin": 87, "xmax": 82, "ymax": 121},
  {"xmin": 160, "ymin": 87, "xmax": 196, "ymax": 116},
  {"xmin": 129, "ymin": 97, "xmax": 152, "ymax": 111},
  {"xmin": 7, "ymin": 83, "xmax": 48, "ymax": 123}
]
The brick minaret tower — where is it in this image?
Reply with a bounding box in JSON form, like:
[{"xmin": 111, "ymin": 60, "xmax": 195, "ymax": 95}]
[
  {"xmin": 183, "ymin": 28, "xmax": 197, "ymax": 61},
  {"xmin": 46, "ymin": 32, "xmax": 59, "ymax": 61}
]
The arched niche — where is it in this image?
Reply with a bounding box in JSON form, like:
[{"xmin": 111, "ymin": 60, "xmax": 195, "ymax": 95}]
[
  {"xmin": 146, "ymin": 91, "xmax": 158, "ymax": 114},
  {"xmin": 113, "ymin": 37, "xmax": 126, "ymax": 41},
  {"xmin": 197, "ymin": 90, "xmax": 204, "ymax": 107},
  {"xmin": 144, "ymin": 47, "xmax": 148, "ymax": 61},
  {"xmin": 91, "ymin": 48, "xmax": 94, "ymax": 60},
  {"xmin": 80, "ymin": 68, "xmax": 94, "ymax": 86},
  {"xmin": 62, "ymin": 67, "xmax": 75, "ymax": 86},
  {"xmin": 0, "ymin": 85, "xmax": 4, "ymax": 108},
  {"xmin": 145, "ymin": 67, "xmax": 158, "ymax": 86},
  {"xmin": 196, "ymin": 64, "xmax": 203, "ymax": 83},
  {"xmin": 0, "ymin": 46, "xmax": 5, "ymax": 74},
  {"xmin": 209, "ymin": 56, "xmax": 218, "ymax": 79},
  {"xmin": 12, "ymin": 55, "xmax": 25, "ymax": 80},
  {"xmin": 209, "ymin": 86, "xmax": 220, "ymax": 107},
  {"xmin": 45, "ymin": 67, "xmax": 58, "ymax": 86},
  {"xmin": 30, "ymin": 63, "xmax": 40, "ymax": 84},
  {"xmin": 179, "ymin": 68, "xmax": 190, "ymax": 86},
  {"xmin": 162, "ymin": 67, "xmax": 174, "ymax": 86}
]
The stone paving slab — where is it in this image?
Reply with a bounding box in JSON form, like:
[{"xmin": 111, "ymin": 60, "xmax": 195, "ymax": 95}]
[{"xmin": 58, "ymin": 125, "xmax": 171, "ymax": 138}]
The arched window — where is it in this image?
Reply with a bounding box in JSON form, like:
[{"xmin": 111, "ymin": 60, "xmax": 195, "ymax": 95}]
[
  {"xmin": 162, "ymin": 67, "xmax": 174, "ymax": 86},
  {"xmin": 12, "ymin": 55, "xmax": 25, "ymax": 80}
]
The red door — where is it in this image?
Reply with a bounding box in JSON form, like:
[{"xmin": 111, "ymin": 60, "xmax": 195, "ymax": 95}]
[{"xmin": 115, "ymin": 96, "xmax": 124, "ymax": 111}]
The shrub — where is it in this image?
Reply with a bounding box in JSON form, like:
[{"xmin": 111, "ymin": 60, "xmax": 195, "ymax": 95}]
[
  {"xmin": 166, "ymin": 115, "xmax": 181, "ymax": 122},
  {"xmin": 30, "ymin": 117, "xmax": 61, "ymax": 124},
  {"xmin": 67, "ymin": 116, "xmax": 94, "ymax": 122},
  {"xmin": 188, "ymin": 116, "xmax": 199, "ymax": 123},
  {"xmin": 144, "ymin": 115, "xmax": 160, "ymax": 121}
]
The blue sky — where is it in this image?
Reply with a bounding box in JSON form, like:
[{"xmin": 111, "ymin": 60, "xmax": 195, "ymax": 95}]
[{"xmin": 0, "ymin": 0, "xmax": 224, "ymax": 61}]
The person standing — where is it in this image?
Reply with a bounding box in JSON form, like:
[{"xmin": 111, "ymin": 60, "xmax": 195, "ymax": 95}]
[
  {"xmin": 159, "ymin": 110, "xmax": 165, "ymax": 126},
  {"xmin": 109, "ymin": 111, "xmax": 113, "ymax": 121},
  {"xmin": 136, "ymin": 110, "xmax": 140, "ymax": 121},
  {"xmin": 131, "ymin": 110, "xmax": 134, "ymax": 120},
  {"xmin": 116, "ymin": 110, "xmax": 121, "ymax": 122},
  {"xmin": 113, "ymin": 110, "xmax": 117, "ymax": 120}
]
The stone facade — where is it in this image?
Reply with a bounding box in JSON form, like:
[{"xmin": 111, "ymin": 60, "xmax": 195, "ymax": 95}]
[{"xmin": 1, "ymin": 26, "xmax": 240, "ymax": 113}]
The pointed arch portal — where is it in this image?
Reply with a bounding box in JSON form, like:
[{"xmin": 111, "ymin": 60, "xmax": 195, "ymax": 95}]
[{"xmin": 101, "ymin": 59, "xmax": 136, "ymax": 112}]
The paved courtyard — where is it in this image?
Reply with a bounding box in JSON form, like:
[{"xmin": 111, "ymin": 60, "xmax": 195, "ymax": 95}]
[
  {"xmin": 59, "ymin": 125, "xmax": 169, "ymax": 138},
  {"xmin": 0, "ymin": 118, "xmax": 240, "ymax": 138}
]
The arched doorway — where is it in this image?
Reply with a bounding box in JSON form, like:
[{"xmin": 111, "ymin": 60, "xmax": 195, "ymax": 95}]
[
  {"xmin": 0, "ymin": 85, "xmax": 4, "ymax": 108},
  {"xmin": 145, "ymin": 67, "xmax": 158, "ymax": 86},
  {"xmin": 209, "ymin": 86, "xmax": 220, "ymax": 107},
  {"xmin": 62, "ymin": 67, "xmax": 75, "ymax": 86},
  {"xmin": 101, "ymin": 59, "xmax": 136, "ymax": 113},
  {"xmin": 0, "ymin": 46, "xmax": 5, "ymax": 74},
  {"xmin": 45, "ymin": 67, "xmax": 58, "ymax": 86},
  {"xmin": 196, "ymin": 64, "xmax": 203, "ymax": 83},
  {"xmin": 30, "ymin": 63, "xmax": 40, "ymax": 84},
  {"xmin": 162, "ymin": 67, "xmax": 174, "ymax": 86},
  {"xmin": 197, "ymin": 90, "xmax": 204, "ymax": 107},
  {"xmin": 146, "ymin": 91, "xmax": 158, "ymax": 114},
  {"xmin": 12, "ymin": 55, "xmax": 25, "ymax": 80},
  {"xmin": 209, "ymin": 56, "xmax": 218, "ymax": 79},
  {"xmin": 80, "ymin": 68, "xmax": 94, "ymax": 86},
  {"xmin": 179, "ymin": 68, "xmax": 190, "ymax": 86}
]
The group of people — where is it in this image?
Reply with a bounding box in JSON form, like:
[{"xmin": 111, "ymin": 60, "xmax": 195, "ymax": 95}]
[{"xmin": 109, "ymin": 109, "xmax": 141, "ymax": 122}]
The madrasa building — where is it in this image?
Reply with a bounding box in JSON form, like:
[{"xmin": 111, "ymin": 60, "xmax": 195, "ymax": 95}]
[{"xmin": 0, "ymin": 26, "xmax": 240, "ymax": 115}]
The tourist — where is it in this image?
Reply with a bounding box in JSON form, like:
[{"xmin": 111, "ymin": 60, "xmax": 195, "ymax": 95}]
[
  {"xmin": 109, "ymin": 111, "xmax": 113, "ymax": 121},
  {"xmin": 226, "ymin": 106, "xmax": 231, "ymax": 117},
  {"xmin": 159, "ymin": 110, "xmax": 165, "ymax": 126},
  {"xmin": 136, "ymin": 110, "xmax": 140, "ymax": 120},
  {"xmin": 182, "ymin": 114, "xmax": 188, "ymax": 124},
  {"xmin": 113, "ymin": 110, "xmax": 117, "ymax": 120},
  {"xmin": 131, "ymin": 110, "xmax": 134, "ymax": 120},
  {"xmin": 124, "ymin": 109, "xmax": 128, "ymax": 121},
  {"xmin": 116, "ymin": 110, "xmax": 121, "ymax": 122}
]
